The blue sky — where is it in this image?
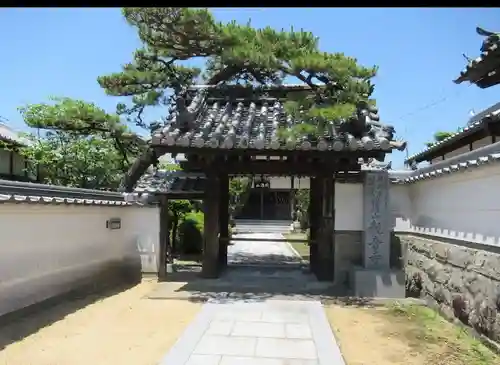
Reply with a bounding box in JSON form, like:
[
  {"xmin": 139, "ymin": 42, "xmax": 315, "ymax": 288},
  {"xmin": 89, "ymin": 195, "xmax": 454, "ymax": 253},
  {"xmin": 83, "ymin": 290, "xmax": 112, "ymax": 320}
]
[{"xmin": 1, "ymin": 7, "xmax": 499, "ymax": 167}]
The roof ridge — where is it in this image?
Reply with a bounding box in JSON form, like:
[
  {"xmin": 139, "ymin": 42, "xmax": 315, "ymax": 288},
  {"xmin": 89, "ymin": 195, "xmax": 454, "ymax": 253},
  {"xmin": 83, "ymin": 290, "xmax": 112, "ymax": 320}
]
[
  {"xmin": 188, "ymin": 83, "xmax": 323, "ymax": 91},
  {"xmin": 405, "ymin": 107, "xmax": 500, "ymax": 163}
]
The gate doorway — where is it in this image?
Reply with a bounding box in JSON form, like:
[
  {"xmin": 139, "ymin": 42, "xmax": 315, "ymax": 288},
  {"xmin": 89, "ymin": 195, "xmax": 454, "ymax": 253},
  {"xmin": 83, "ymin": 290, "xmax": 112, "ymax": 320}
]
[
  {"xmin": 134, "ymin": 84, "xmax": 403, "ymax": 284},
  {"xmin": 237, "ymin": 189, "xmax": 292, "ymax": 221}
]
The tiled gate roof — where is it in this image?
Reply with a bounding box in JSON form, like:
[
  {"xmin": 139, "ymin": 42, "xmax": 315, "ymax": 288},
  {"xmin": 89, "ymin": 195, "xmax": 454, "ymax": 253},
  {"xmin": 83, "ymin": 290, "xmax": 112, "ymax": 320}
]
[
  {"xmin": 151, "ymin": 85, "xmax": 403, "ymax": 153},
  {"xmin": 133, "ymin": 169, "xmax": 206, "ymax": 195}
]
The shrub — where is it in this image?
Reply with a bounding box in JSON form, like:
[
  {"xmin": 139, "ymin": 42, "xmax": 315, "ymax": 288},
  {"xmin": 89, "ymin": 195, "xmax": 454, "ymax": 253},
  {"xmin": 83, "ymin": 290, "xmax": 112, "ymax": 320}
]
[
  {"xmin": 295, "ymin": 189, "xmax": 310, "ymax": 230},
  {"xmin": 177, "ymin": 211, "xmax": 204, "ymax": 254}
]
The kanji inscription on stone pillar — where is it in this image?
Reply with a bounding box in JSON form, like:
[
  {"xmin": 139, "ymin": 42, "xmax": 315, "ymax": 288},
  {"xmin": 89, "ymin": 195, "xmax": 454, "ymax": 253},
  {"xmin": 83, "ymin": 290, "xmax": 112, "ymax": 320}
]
[{"xmin": 363, "ymin": 170, "xmax": 390, "ymax": 269}]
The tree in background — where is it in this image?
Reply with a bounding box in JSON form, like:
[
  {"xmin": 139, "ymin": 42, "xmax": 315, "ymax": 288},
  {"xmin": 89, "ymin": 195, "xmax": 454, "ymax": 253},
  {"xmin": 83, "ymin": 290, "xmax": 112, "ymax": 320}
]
[
  {"xmin": 98, "ymin": 7, "xmax": 378, "ymax": 138},
  {"xmin": 424, "ymin": 131, "xmax": 455, "ymax": 148},
  {"xmin": 159, "ymin": 161, "xmax": 193, "ymax": 256},
  {"xmin": 295, "ymin": 189, "xmax": 310, "ymax": 230},
  {"xmin": 16, "ymin": 8, "xmax": 379, "ymax": 191},
  {"xmin": 16, "ymin": 97, "xmax": 146, "ymax": 189}
]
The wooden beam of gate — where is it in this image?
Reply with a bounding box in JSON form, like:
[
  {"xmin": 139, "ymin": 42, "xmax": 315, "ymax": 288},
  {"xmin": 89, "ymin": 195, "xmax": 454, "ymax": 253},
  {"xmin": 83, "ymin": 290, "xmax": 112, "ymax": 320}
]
[{"xmin": 180, "ymin": 159, "xmax": 361, "ymax": 175}]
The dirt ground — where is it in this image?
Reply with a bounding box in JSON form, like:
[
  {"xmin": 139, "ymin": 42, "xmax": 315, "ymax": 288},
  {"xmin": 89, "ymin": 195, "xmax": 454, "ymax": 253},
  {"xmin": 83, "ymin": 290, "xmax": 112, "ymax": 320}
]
[
  {"xmin": 0, "ymin": 279, "xmax": 202, "ymax": 365},
  {"xmin": 325, "ymin": 304, "xmax": 498, "ymax": 365}
]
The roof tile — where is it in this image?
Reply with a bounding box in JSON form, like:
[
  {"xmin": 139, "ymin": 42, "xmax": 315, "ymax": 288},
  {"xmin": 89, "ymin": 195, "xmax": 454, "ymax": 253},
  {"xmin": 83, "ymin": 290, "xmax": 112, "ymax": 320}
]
[
  {"xmin": 455, "ymin": 27, "xmax": 500, "ymax": 85},
  {"xmin": 133, "ymin": 169, "xmax": 206, "ymax": 195},
  {"xmin": 152, "ymin": 87, "xmax": 403, "ymax": 153}
]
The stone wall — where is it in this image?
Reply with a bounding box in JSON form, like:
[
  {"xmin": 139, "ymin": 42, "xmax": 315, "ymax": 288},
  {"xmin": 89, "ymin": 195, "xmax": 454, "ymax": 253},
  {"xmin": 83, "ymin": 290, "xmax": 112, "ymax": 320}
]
[
  {"xmin": 334, "ymin": 231, "xmax": 404, "ymax": 286},
  {"xmin": 401, "ymin": 233, "xmax": 500, "ymax": 342}
]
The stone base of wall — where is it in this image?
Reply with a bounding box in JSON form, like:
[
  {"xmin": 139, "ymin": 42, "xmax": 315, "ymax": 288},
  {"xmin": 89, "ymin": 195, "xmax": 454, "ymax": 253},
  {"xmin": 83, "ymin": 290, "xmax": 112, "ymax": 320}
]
[
  {"xmin": 334, "ymin": 231, "xmax": 403, "ymax": 286},
  {"xmin": 399, "ymin": 233, "xmax": 500, "ymax": 342},
  {"xmin": 0, "ymin": 257, "xmax": 142, "ymax": 322},
  {"xmin": 334, "ymin": 230, "xmax": 362, "ymax": 285},
  {"xmin": 350, "ymin": 266, "xmax": 405, "ymax": 298}
]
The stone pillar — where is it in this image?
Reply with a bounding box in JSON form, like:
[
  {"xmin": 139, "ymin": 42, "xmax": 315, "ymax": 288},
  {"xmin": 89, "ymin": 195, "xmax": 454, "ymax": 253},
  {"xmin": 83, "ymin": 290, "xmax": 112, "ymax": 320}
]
[
  {"xmin": 218, "ymin": 175, "xmax": 229, "ymax": 270},
  {"xmin": 362, "ymin": 170, "xmax": 390, "ymax": 269},
  {"xmin": 202, "ymin": 174, "xmax": 220, "ymax": 278},
  {"xmin": 351, "ymin": 169, "xmax": 404, "ymax": 298}
]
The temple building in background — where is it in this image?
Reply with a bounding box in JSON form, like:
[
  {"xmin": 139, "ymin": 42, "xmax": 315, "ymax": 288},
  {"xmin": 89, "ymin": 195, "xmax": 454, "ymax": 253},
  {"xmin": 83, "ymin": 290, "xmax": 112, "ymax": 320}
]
[
  {"xmin": 405, "ymin": 27, "xmax": 500, "ymax": 168},
  {"xmin": 0, "ymin": 122, "xmax": 38, "ymax": 183}
]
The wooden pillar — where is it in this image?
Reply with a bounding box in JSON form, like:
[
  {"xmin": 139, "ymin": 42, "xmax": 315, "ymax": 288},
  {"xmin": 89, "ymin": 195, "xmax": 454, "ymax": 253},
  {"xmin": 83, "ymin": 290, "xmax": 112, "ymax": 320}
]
[
  {"xmin": 218, "ymin": 174, "xmax": 229, "ymax": 269},
  {"xmin": 9, "ymin": 151, "xmax": 13, "ymax": 177},
  {"xmin": 308, "ymin": 177, "xmax": 321, "ymax": 275},
  {"xmin": 202, "ymin": 174, "xmax": 220, "ymax": 278},
  {"xmin": 158, "ymin": 196, "xmax": 170, "ymax": 281},
  {"xmin": 260, "ymin": 187, "xmax": 264, "ymax": 220},
  {"xmin": 316, "ymin": 175, "xmax": 335, "ymax": 281}
]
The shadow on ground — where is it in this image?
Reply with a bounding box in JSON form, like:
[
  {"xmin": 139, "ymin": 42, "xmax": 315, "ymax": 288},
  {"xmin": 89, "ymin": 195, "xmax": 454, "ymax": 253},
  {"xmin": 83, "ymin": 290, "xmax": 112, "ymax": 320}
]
[
  {"xmin": 151, "ymin": 263, "xmax": 420, "ymax": 308},
  {"xmin": 0, "ymin": 268, "xmax": 142, "ymax": 351}
]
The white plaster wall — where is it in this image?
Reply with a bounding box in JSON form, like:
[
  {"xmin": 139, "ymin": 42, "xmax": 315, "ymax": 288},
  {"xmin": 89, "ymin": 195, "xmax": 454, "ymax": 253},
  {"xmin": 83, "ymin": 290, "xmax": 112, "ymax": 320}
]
[
  {"xmin": 444, "ymin": 145, "xmax": 470, "ymax": 159},
  {"xmin": 335, "ymin": 183, "xmax": 363, "ymax": 231},
  {"xmin": 267, "ymin": 177, "xmax": 310, "ymax": 189},
  {"xmin": 409, "ymin": 163, "xmax": 500, "ymax": 246},
  {"xmin": 0, "ymin": 203, "xmax": 159, "ymax": 317},
  {"xmin": 390, "ymin": 163, "xmax": 500, "ymax": 247},
  {"xmin": 430, "ymin": 157, "xmax": 443, "ymax": 164},
  {"xmin": 122, "ymin": 206, "xmax": 160, "ymax": 274},
  {"xmin": 472, "ymin": 136, "xmax": 493, "ymax": 150},
  {"xmin": 389, "ymin": 184, "xmax": 412, "ymax": 232}
]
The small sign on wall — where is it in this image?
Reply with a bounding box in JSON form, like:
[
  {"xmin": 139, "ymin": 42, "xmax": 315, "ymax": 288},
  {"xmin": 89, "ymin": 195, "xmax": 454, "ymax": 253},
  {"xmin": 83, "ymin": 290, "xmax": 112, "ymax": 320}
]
[{"xmin": 106, "ymin": 217, "xmax": 121, "ymax": 230}]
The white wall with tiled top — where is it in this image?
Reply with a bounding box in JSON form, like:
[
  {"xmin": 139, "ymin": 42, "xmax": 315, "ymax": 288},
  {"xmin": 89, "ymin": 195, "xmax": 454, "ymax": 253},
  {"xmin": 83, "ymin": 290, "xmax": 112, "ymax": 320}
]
[
  {"xmin": 0, "ymin": 203, "xmax": 159, "ymax": 317},
  {"xmin": 390, "ymin": 162, "xmax": 500, "ymax": 247}
]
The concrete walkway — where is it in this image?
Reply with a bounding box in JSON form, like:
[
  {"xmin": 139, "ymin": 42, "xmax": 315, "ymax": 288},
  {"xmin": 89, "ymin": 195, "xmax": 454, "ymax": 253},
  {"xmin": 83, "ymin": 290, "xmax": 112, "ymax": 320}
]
[
  {"xmin": 159, "ymin": 300, "xmax": 345, "ymax": 365},
  {"xmin": 227, "ymin": 232, "xmax": 302, "ymax": 266},
  {"xmin": 158, "ymin": 232, "xmax": 345, "ymax": 364}
]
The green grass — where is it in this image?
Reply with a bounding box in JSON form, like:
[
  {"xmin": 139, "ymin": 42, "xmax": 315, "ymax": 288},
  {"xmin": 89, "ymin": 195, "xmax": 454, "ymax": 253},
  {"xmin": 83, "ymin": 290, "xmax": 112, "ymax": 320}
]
[
  {"xmin": 283, "ymin": 232, "xmax": 310, "ymax": 262},
  {"xmin": 385, "ymin": 303, "xmax": 498, "ymax": 365}
]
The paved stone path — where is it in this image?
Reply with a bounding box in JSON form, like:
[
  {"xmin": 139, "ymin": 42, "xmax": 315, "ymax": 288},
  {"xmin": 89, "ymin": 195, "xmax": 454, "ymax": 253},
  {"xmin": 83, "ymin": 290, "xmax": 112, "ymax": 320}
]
[
  {"xmin": 227, "ymin": 232, "xmax": 302, "ymax": 266},
  {"xmin": 159, "ymin": 231, "xmax": 344, "ymax": 364},
  {"xmin": 159, "ymin": 300, "xmax": 345, "ymax": 365}
]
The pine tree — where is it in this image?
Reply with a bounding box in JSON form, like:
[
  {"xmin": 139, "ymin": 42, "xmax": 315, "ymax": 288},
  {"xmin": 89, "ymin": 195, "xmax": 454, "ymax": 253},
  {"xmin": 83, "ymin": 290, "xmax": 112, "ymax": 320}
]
[{"xmin": 98, "ymin": 8, "xmax": 379, "ymax": 136}]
